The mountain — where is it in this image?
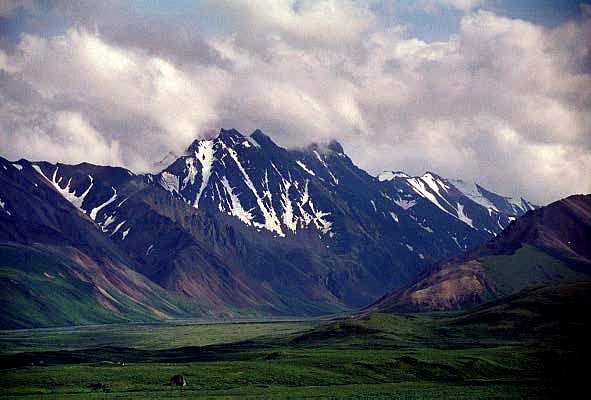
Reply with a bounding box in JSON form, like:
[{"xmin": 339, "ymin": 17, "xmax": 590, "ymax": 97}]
[
  {"xmin": 0, "ymin": 128, "xmax": 537, "ymax": 327},
  {"xmin": 369, "ymin": 194, "xmax": 591, "ymax": 313},
  {"xmin": 150, "ymin": 129, "xmax": 536, "ymax": 304},
  {"xmin": 377, "ymin": 172, "xmax": 535, "ymax": 237},
  {"xmin": 447, "ymin": 280, "xmax": 591, "ymax": 340},
  {"xmin": 0, "ymin": 158, "xmax": 205, "ymax": 328}
]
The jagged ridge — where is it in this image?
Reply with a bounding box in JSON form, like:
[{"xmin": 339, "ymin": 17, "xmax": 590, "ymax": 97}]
[{"xmin": 0, "ymin": 128, "xmax": 540, "ymax": 327}]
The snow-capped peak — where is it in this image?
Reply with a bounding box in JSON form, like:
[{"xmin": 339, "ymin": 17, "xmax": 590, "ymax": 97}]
[
  {"xmin": 150, "ymin": 128, "xmax": 535, "ymax": 242},
  {"xmin": 378, "ymin": 171, "xmax": 410, "ymax": 181},
  {"xmin": 155, "ymin": 129, "xmax": 334, "ymax": 237},
  {"xmin": 449, "ymin": 179, "xmax": 499, "ymax": 211}
]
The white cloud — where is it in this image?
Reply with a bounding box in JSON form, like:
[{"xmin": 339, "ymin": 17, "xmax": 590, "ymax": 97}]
[
  {"xmin": 419, "ymin": 0, "xmax": 487, "ymax": 13},
  {"xmin": 208, "ymin": 0, "xmax": 375, "ymax": 50},
  {"xmin": 53, "ymin": 111, "xmax": 122, "ymax": 165},
  {"xmin": 0, "ymin": 3, "xmax": 589, "ymax": 204},
  {"xmin": 0, "ymin": 0, "xmax": 38, "ymax": 17},
  {"xmin": 0, "ymin": 100, "xmax": 122, "ymax": 166},
  {"xmin": 1, "ymin": 29, "xmax": 229, "ymax": 169},
  {"xmin": 442, "ymin": 0, "xmax": 486, "ymax": 12}
]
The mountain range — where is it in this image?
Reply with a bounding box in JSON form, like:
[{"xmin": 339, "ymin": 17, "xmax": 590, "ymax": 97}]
[
  {"xmin": 369, "ymin": 194, "xmax": 591, "ymax": 313},
  {"xmin": 0, "ymin": 128, "xmax": 537, "ymax": 328}
]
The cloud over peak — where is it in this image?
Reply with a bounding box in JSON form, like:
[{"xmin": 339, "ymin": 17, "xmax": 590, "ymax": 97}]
[{"xmin": 0, "ymin": 1, "xmax": 589, "ymax": 204}]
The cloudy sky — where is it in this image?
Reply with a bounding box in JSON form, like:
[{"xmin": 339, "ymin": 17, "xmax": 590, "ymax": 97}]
[{"xmin": 0, "ymin": 0, "xmax": 589, "ymax": 204}]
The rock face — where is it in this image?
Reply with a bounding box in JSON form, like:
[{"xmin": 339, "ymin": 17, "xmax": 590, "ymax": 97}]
[
  {"xmin": 0, "ymin": 128, "xmax": 538, "ymax": 327},
  {"xmin": 369, "ymin": 194, "xmax": 591, "ymax": 313}
]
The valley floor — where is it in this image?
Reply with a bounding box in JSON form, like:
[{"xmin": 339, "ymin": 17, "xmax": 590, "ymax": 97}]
[{"xmin": 0, "ymin": 294, "xmax": 585, "ymax": 400}]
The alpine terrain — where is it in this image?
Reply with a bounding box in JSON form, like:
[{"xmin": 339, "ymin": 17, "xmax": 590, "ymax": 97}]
[
  {"xmin": 0, "ymin": 128, "xmax": 537, "ymax": 328},
  {"xmin": 369, "ymin": 194, "xmax": 591, "ymax": 313}
]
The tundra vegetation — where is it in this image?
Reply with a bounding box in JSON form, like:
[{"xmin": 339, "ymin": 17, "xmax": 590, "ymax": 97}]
[{"xmin": 0, "ymin": 281, "xmax": 587, "ymax": 399}]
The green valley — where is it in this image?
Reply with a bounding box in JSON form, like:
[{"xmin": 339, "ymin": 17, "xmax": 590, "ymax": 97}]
[{"xmin": 1, "ymin": 281, "xmax": 587, "ymax": 399}]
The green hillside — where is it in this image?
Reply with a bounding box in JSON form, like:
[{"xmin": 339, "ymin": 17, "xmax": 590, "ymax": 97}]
[
  {"xmin": 0, "ymin": 244, "xmax": 132, "ymax": 328},
  {"xmin": 0, "ymin": 244, "xmax": 208, "ymax": 329},
  {"xmin": 478, "ymin": 245, "xmax": 586, "ymax": 296},
  {"xmin": 1, "ymin": 281, "xmax": 588, "ymax": 398}
]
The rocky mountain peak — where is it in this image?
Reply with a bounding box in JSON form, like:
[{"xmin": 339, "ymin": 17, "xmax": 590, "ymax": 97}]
[
  {"xmin": 249, "ymin": 129, "xmax": 276, "ymax": 148},
  {"xmin": 327, "ymin": 140, "xmax": 344, "ymax": 154},
  {"xmin": 0, "ymin": 130, "xmax": 546, "ymax": 324}
]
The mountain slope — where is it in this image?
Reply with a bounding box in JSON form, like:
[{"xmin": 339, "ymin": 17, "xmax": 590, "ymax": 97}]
[
  {"xmin": 447, "ymin": 280, "xmax": 591, "ymax": 340},
  {"xmin": 1, "ymin": 156, "xmax": 348, "ymax": 319},
  {"xmin": 0, "ymin": 158, "xmax": 206, "ymax": 328},
  {"xmin": 0, "ymin": 128, "xmax": 540, "ymax": 326},
  {"xmin": 369, "ymin": 194, "xmax": 591, "ymax": 313},
  {"xmin": 150, "ymin": 129, "xmax": 536, "ymax": 303}
]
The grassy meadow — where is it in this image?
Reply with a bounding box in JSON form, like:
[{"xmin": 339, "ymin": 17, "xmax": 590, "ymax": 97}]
[{"xmin": 1, "ymin": 282, "xmax": 588, "ymax": 399}]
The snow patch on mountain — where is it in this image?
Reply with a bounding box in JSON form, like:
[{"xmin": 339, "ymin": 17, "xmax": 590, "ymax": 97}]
[
  {"xmin": 0, "ymin": 197, "xmax": 10, "ymax": 215},
  {"xmin": 419, "ymin": 222, "xmax": 434, "ymax": 233},
  {"xmin": 193, "ymin": 139, "xmax": 215, "ymax": 208},
  {"xmin": 456, "ymin": 202, "xmax": 474, "ymax": 228},
  {"xmin": 182, "ymin": 158, "xmax": 197, "ymax": 189},
  {"xmin": 378, "ymin": 171, "xmax": 410, "ymax": 181},
  {"xmin": 280, "ymin": 179, "xmax": 298, "ymax": 232},
  {"xmin": 508, "ymin": 197, "xmax": 535, "ymax": 214},
  {"xmin": 308, "ymin": 201, "xmax": 332, "ymax": 234},
  {"xmin": 390, "ymin": 211, "xmax": 399, "ymax": 223},
  {"xmin": 110, "ymin": 220, "xmax": 126, "ymax": 236},
  {"xmin": 394, "ymin": 198, "xmax": 416, "ymax": 210},
  {"xmin": 101, "ymin": 213, "xmax": 117, "ymax": 230},
  {"xmin": 155, "ymin": 131, "xmax": 337, "ymax": 237},
  {"xmin": 245, "ymin": 135, "xmax": 261, "ymax": 148},
  {"xmin": 296, "ymin": 161, "xmax": 316, "ymax": 176},
  {"xmin": 313, "ymin": 151, "xmax": 338, "ymax": 185},
  {"xmin": 370, "ymin": 200, "xmax": 377, "ymax": 212},
  {"xmin": 421, "ymin": 173, "xmax": 451, "ymax": 195},
  {"xmin": 451, "ymin": 236, "xmax": 462, "ymax": 249},
  {"xmin": 225, "ymin": 143, "xmax": 284, "ymax": 236},
  {"xmin": 90, "ymin": 187, "xmax": 117, "ymax": 221},
  {"xmin": 33, "ymin": 166, "xmax": 94, "ymax": 213},
  {"xmin": 407, "ymin": 177, "xmax": 454, "ymax": 217},
  {"xmin": 160, "ymin": 171, "xmax": 179, "ymax": 194},
  {"xmin": 451, "ymin": 179, "xmax": 498, "ymax": 211},
  {"xmin": 150, "ymin": 129, "xmax": 534, "ymax": 241},
  {"xmin": 220, "ymin": 175, "xmax": 254, "ymax": 225}
]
